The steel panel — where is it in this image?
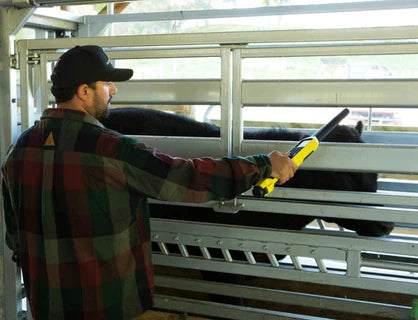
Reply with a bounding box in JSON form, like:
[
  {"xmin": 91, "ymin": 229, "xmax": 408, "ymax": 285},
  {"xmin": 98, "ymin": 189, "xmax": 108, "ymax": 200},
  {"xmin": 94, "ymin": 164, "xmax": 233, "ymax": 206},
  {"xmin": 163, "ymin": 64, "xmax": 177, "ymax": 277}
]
[
  {"xmin": 241, "ymin": 141, "xmax": 418, "ymax": 174},
  {"xmin": 242, "ymin": 80, "xmax": 418, "ymax": 107},
  {"xmin": 150, "ymin": 219, "xmax": 418, "ymax": 256},
  {"xmin": 242, "ymin": 43, "xmax": 418, "ymax": 58},
  {"xmin": 47, "ymin": 80, "xmax": 221, "ymax": 105},
  {"xmin": 238, "ymin": 198, "xmax": 418, "ymax": 224},
  {"xmin": 151, "ymin": 219, "xmax": 418, "ymax": 295},
  {"xmin": 154, "ymin": 276, "xmax": 410, "ymax": 319},
  {"xmin": 153, "ymin": 255, "xmax": 418, "ymax": 295}
]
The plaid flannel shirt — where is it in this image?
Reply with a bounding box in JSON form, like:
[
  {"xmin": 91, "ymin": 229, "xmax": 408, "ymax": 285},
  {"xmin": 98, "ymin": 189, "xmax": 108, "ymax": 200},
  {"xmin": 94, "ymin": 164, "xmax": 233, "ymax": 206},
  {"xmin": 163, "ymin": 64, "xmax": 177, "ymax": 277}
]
[{"xmin": 1, "ymin": 108, "xmax": 271, "ymax": 320}]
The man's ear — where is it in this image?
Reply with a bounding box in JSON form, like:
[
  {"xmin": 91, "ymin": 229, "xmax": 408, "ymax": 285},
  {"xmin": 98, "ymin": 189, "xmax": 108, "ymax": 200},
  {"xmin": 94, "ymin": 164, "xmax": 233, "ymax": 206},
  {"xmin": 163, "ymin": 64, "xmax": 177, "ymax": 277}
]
[{"xmin": 75, "ymin": 84, "xmax": 91, "ymax": 102}]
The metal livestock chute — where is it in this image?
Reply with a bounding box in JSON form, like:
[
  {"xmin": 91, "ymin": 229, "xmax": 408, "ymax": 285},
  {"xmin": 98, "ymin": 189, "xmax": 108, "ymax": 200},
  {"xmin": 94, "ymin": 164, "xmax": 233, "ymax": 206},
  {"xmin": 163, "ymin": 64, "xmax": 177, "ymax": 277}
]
[{"xmin": 10, "ymin": 27, "xmax": 418, "ymax": 319}]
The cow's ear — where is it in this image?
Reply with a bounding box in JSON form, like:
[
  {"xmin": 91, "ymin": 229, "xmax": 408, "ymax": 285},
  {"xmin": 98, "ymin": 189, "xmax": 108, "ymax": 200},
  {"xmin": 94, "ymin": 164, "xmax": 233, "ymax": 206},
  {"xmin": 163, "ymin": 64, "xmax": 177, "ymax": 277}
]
[{"xmin": 355, "ymin": 121, "xmax": 363, "ymax": 135}]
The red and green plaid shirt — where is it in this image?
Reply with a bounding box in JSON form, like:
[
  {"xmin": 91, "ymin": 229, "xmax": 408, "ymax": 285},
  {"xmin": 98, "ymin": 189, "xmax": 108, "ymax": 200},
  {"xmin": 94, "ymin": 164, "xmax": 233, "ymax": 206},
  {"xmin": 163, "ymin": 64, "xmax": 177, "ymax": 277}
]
[{"xmin": 1, "ymin": 108, "xmax": 271, "ymax": 320}]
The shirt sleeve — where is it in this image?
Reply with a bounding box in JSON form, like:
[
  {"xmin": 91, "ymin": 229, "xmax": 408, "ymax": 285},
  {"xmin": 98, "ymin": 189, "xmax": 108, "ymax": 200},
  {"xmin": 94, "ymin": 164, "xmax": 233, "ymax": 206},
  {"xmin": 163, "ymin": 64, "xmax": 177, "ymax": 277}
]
[
  {"xmin": 122, "ymin": 140, "xmax": 272, "ymax": 203},
  {"xmin": 1, "ymin": 174, "xmax": 18, "ymax": 252}
]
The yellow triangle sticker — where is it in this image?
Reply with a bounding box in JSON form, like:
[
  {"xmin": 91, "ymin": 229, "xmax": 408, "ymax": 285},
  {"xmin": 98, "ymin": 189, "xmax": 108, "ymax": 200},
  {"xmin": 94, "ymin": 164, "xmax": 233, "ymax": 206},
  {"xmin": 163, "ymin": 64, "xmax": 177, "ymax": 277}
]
[{"xmin": 44, "ymin": 132, "xmax": 55, "ymax": 147}]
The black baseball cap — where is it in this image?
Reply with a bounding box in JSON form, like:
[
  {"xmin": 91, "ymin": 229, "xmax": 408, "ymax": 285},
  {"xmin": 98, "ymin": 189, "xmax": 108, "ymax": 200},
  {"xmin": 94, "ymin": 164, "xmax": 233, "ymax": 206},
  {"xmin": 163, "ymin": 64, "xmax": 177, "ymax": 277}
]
[{"xmin": 51, "ymin": 45, "xmax": 133, "ymax": 88}]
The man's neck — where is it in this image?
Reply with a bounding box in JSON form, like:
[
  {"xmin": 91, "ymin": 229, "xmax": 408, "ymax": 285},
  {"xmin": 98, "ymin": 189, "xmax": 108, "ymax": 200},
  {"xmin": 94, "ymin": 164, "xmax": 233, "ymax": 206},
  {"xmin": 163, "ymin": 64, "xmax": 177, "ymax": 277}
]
[{"xmin": 57, "ymin": 101, "xmax": 89, "ymax": 115}]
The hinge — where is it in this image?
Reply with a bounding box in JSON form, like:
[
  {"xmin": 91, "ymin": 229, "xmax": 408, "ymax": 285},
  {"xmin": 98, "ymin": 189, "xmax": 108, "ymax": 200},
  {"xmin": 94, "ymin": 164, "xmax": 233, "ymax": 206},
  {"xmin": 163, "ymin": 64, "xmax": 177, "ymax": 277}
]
[
  {"xmin": 213, "ymin": 198, "xmax": 244, "ymax": 214},
  {"xmin": 10, "ymin": 52, "xmax": 40, "ymax": 69},
  {"xmin": 28, "ymin": 52, "xmax": 40, "ymax": 65},
  {"xmin": 10, "ymin": 54, "xmax": 19, "ymax": 69}
]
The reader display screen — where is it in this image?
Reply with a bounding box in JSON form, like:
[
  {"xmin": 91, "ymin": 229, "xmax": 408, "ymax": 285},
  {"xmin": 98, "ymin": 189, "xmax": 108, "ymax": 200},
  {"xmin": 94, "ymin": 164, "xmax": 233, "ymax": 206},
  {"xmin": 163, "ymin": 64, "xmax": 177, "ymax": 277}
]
[{"xmin": 296, "ymin": 139, "xmax": 312, "ymax": 148}]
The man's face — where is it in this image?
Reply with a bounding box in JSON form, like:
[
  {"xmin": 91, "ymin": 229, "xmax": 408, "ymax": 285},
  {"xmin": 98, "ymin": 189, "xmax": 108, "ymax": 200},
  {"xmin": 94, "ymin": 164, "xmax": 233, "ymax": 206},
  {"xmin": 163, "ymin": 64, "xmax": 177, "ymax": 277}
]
[{"xmin": 91, "ymin": 81, "xmax": 117, "ymax": 118}]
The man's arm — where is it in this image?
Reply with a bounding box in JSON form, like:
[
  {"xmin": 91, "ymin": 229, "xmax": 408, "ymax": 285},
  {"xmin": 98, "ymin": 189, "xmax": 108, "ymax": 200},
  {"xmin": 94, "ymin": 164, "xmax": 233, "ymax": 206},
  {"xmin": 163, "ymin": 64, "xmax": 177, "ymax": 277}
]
[{"xmin": 123, "ymin": 139, "xmax": 295, "ymax": 203}]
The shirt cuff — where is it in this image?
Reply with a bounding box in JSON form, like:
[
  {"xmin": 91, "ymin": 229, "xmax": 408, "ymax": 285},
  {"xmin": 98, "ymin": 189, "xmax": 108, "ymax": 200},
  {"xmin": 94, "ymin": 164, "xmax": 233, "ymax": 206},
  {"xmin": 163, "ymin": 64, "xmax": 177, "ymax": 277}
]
[{"xmin": 252, "ymin": 154, "xmax": 272, "ymax": 179}]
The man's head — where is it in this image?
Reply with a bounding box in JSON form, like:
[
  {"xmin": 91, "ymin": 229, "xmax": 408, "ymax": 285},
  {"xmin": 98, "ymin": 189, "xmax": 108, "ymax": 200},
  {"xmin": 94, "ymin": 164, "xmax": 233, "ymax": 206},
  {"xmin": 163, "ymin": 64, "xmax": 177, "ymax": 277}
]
[{"xmin": 51, "ymin": 45, "xmax": 133, "ymax": 117}]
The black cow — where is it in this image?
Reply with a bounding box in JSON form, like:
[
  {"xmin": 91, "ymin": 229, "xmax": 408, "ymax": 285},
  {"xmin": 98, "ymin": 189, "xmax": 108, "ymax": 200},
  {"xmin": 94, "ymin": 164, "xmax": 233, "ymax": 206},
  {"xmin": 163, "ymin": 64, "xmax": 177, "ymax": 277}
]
[{"xmin": 100, "ymin": 107, "xmax": 394, "ymax": 237}]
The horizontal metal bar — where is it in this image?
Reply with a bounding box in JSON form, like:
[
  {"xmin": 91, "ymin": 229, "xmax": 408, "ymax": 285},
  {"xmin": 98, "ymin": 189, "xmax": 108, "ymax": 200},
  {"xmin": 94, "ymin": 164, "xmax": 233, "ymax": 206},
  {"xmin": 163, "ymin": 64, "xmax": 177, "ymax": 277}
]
[
  {"xmin": 25, "ymin": 7, "xmax": 82, "ymax": 31},
  {"xmin": 241, "ymin": 188, "xmax": 418, "ymax": 207},
  {"xmin": 242, "ymin": 141, "xmax": 418, "ymax": 174},
  {"xmin": 362, "ymin": 131, "xmax": 418, "ymax": 145},
  {"xmin": 154, "ymin": 294, "xmax": 333, "ymax": 320},
  {"xmin": 0, "ymin": 0, "xmax": 126, "ymax": 7},
  {"xmin": 48, "ymin": 80, "xmax": 221, "ymax": 105},
  {"xmin": 116, "ymin": 80, "xmax": 220, "ymax": 105},
  {"xmin": 27, "ymin": 14, "xmax": 78, "ymax": 31},
  {"xmin": 242, "ymin": 80, "xmax": 418, "ymax": 108},
  {"xmin": 154, "ymin": 276, "xmax": 411, "ymax": 319},
  {"xmin": 18, "ymin": 26, "xmax": 418, "ymax": 50},
  {"xmin": 243, "ymin": 43, "xmax": 418, "ymax": 57},
  {"xmin": 239, "ymin": 198, "xmax": 418, "ymax": 224},
  {"xmin": 362, "ymin": 258, "xmax": 418, "ymax": 273},
  {"xmin": 84, "ymin": 1, "xmax": 418, "ymax": 24},
  {"xmin": 44, "ymin": 47, "xmax": 222, "ymax": 61},
  {"xmin": 379, "ymin": 180, "xmax": 418, "ymax": 193}
]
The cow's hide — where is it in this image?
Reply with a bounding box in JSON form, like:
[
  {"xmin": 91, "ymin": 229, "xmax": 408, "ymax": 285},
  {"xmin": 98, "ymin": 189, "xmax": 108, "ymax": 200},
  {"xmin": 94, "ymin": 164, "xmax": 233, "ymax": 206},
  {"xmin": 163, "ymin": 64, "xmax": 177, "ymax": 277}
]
[{"xmin": 100, "ymin": 107, "xmax": 394, "ymax": 237}]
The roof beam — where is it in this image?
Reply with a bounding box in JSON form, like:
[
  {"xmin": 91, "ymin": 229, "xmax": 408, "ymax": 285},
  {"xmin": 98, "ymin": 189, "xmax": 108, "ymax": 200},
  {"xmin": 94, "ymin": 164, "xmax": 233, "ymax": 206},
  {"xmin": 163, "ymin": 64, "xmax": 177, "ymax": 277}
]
[
  {"xmin": 0, "ymin": 0, "xmax": 136, "ymax": 7},
  {"xmin": 83, "ymin": 0, "xmax": 418, "ymax": 24},
  {"xmin": 26, "ymin": 8, "xmax": 83, "ymax": 31}
]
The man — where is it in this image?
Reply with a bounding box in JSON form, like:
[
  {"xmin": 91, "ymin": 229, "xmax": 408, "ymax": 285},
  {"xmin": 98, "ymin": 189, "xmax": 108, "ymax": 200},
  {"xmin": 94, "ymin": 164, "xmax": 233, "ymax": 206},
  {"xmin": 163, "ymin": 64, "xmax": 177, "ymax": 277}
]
[{"xmin": 1, "ymin": 45, "xmax": 297, "ymax": 320}]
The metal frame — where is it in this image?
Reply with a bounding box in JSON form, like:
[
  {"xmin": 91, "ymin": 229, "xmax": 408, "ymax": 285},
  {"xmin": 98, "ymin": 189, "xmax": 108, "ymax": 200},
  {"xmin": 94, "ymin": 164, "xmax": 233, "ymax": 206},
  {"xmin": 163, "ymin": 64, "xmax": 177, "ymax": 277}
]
[
  {"xmin": 151, "ymin": 219, "xmax": 418, "ymax": 294},
  {"xmin": 150, "ymin": 219, "xmax": 417, "ymax": 319},
  {"xmin": 25, "ymin": 8, "xmax": 83, "ymax": 31},
  {"xmin": 0, "ymin": 7, "xmax": 36, "ymax": 320},
  {"xmin": 4, "ymin": 11, "xmax": 418, "ymax": 320},
  {"xmin": 15, "ymin": 25, "xmax": 418, "ymax": 49}
]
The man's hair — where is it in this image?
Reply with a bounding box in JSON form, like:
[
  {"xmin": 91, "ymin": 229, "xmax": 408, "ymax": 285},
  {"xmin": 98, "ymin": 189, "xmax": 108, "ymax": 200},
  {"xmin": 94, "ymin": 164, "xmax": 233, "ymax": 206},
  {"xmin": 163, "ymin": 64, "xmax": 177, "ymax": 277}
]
[{"xmin": 51, "ymin": 82, "xmax": 97, "ymax": 103}]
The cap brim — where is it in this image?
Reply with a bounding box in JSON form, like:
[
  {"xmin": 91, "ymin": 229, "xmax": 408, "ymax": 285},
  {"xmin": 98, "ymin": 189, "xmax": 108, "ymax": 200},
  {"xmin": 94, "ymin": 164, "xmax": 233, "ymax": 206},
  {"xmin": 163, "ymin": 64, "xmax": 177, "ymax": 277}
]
[{"xmin": 107, "ymin": 68, "xmax": 133, "ymax": 82}]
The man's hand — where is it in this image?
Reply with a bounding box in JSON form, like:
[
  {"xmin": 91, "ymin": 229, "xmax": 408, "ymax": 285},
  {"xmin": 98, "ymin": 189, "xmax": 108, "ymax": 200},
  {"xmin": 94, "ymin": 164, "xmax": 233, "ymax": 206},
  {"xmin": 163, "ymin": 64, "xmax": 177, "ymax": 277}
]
[{"xmin": 268, "ymin": 151, "xmax": 298, "ymax": 185}]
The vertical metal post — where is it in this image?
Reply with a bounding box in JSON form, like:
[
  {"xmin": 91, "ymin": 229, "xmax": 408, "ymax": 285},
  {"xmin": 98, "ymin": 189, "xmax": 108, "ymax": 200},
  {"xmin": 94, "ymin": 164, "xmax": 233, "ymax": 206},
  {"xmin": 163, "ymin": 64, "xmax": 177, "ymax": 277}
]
[
  {"xmin": 232, "ymin": 48, "xmax": 243, "ymax": 156},
  {"xmin": 0, "ymin": 11, "xmax": 18, "ymax": 320},
  {"xmin": 0, "ymin": 10, "xmax": 18, "ymax": 159},
  {"xmin": 220, "ymin": 47, "xmax": 233, "ymax": 156},
  {"xmin": 18, "ymin": 40, "xmax": 34, "ymax": 131},
  {"xmin": 346, "ymin": 250, "xmax": 362, "ymax": 278},
  {"xmin": 107, "ymin": 3, "xmax": 114, "ymax": 37},
  {"xmin": 40, "ymin": 53, "xmax": 49, "ymax": 112},
  {"xmin": 367, "ymin": 107, "xmax": 373, "ymax": 132},
  {"xmin": 33, "ymin": 30, "xmax": 49, "ymax": 117},
  {"xmin": 0, "ymin": 7, "xmax": 35, "ymax": 320}
]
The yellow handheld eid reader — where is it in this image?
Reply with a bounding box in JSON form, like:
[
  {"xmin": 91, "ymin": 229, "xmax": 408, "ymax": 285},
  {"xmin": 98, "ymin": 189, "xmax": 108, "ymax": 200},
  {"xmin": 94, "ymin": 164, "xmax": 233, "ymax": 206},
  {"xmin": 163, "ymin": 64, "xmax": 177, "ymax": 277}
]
[{"xmin": 252, "ymin": 108, "xmax": 350, "ymax": 198}]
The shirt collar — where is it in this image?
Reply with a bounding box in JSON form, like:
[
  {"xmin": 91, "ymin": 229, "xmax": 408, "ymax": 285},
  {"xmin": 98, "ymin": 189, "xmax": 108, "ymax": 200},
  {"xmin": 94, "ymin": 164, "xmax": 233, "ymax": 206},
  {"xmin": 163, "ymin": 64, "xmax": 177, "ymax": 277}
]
[{"xmin": 41, "ymin": 108, "xmax": 104, "ymax": 128}]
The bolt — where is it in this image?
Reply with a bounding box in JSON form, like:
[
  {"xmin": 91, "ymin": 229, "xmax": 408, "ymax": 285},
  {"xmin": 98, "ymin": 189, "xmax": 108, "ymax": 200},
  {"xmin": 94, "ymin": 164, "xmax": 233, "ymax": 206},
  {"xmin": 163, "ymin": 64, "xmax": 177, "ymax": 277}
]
[
  {"xmin": 286, "ymin": 247, "xmax": 292, "ymax": 253},
  {"xmin": 239, "ymin": 243, "xmax": 245, "ymax": 249},
  {"xmin": 216, "ymin": 241, "xmax": 223, "ymax": 246},
  {"xmin": 195, "ymin": 238, "xmax": 201, "ymax": 243},
  {"xmin": 311, "ymin": 250, "xmax": 316, "ymax": 255},
  {"xmin": 262, "ymin": 245, "xmax": 268, "ymax": 250},
  {"xmin": 152, "ymin": 234, "xmax": 158, "ymax": 240},
  {"xmin": 173, "ymin": 236, "xmax": 179, "ymax": 241}
]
